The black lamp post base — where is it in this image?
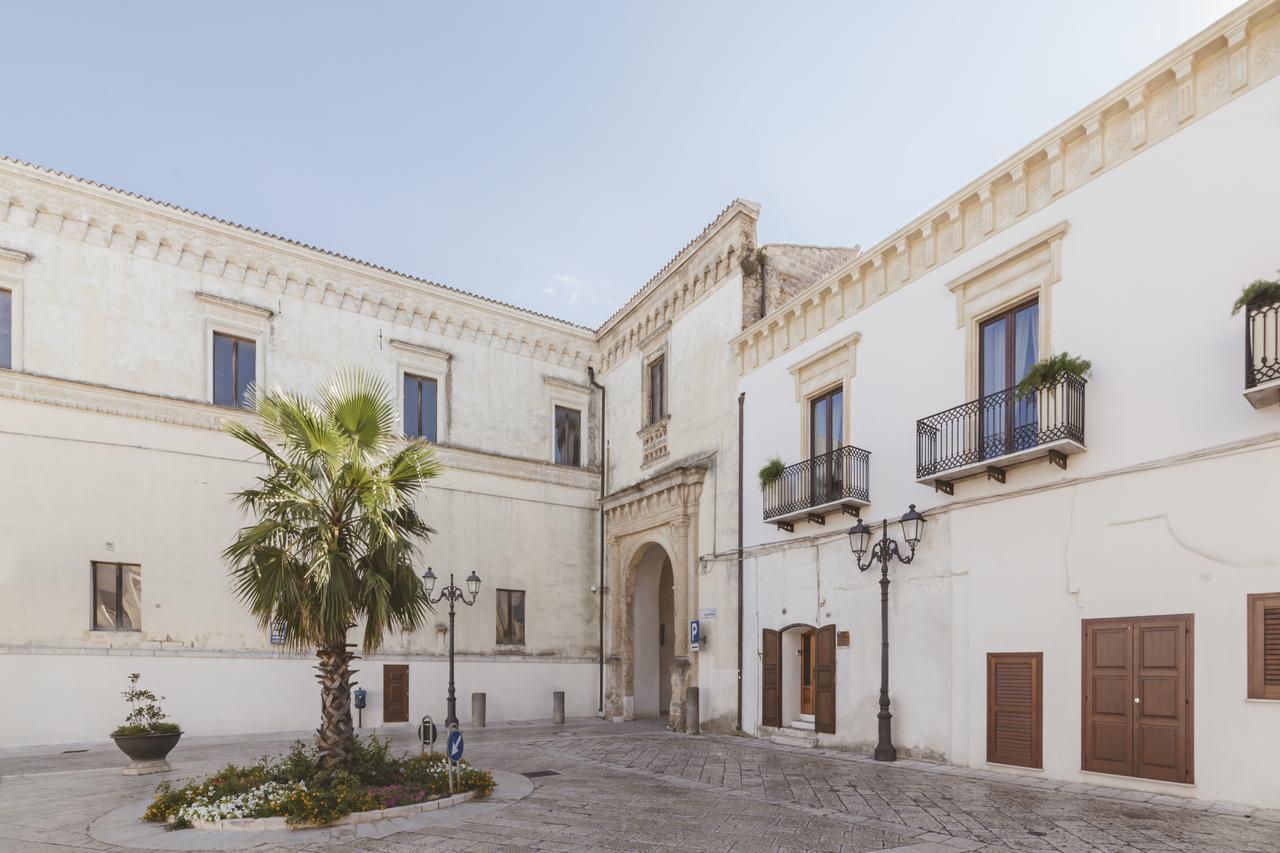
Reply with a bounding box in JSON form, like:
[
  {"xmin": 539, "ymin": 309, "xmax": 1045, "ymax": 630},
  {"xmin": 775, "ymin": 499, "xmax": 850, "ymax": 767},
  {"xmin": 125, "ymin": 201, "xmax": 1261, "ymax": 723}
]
[
  {"xmin": 874, "ymin": 743, "xmax": 898, "ymax": 762},
  {"xmin": 874, "ymin": 711, "xmax": 896, "ymax": 761}
]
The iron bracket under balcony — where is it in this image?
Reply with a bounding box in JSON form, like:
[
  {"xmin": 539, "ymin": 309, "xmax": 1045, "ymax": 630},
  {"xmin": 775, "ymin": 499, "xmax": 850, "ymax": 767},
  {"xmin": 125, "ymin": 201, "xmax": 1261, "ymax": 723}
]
[
  {"xmin": 763, "ymin": 445, "xmax": 871, "ymax": 531},
  {"xmin": 916, "ymin": 375, "xmax": 1086, "ymax": 494}
]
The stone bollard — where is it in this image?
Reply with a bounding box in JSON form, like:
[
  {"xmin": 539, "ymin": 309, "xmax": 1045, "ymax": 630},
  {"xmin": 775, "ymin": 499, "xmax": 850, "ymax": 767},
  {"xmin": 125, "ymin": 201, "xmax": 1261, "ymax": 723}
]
[
  {"xmin": 472, "ymin": 692, "xmax": 486, "ymax": 728},
  {"xmin": 553, "ymin": 690, "xmax": 565, "ymax": 724},
  {"xmin": 685, "ymin": 686, "xmax": 700, "ymax": 735}
]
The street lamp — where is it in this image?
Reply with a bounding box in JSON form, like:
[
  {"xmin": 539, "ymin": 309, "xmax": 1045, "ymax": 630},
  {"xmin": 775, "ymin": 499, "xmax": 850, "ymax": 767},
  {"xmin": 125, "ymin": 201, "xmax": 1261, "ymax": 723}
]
[
  {"xmin": 421, "ymin": 567, "xmax": 481, "ymax": 729},
  {"xmin": 847, "ymin": 504, "xmax": 926, "ymax": 762}
]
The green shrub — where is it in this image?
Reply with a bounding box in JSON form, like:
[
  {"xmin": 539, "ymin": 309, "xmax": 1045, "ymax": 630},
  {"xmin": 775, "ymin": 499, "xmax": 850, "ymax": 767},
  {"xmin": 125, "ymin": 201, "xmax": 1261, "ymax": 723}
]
[
  {"xmin": 758, "ymin": 456, "xmax": 785, "ymax": 490},
  {"xmin": 111, "ymin": 673, "xmax": 182, "ymax": 738},
  {"xmin": 350, "ymin": 733, "xmax": 398, "ymax": 785},
  {"xmin": 1231, "ymin": 277, "xmax": 1280, "ymax": 315},
  {"xmin": 1014, "ymin": 353, "xmax": 1092, "ymax": 398}
]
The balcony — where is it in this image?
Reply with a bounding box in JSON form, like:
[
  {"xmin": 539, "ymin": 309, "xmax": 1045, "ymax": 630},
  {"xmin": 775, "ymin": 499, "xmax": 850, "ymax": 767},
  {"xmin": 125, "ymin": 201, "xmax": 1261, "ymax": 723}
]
[
  {"xmin": 1245, "ymin": 298, "xmax": 1280, "ymax": 409},
  {"xmin": 762, "ymin": 445, "xmax": 871, "ymax": 532},
  {"xmin": 916, "ymin": 374, "xmax": 1086, "ymax": 494}
]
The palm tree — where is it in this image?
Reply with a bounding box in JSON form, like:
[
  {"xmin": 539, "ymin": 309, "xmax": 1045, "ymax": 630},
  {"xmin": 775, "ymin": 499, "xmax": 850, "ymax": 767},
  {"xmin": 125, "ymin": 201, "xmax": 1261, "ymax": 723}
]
[{"xmin": 223, "ymin": 368, "xmax": 439, "ymax": 768}]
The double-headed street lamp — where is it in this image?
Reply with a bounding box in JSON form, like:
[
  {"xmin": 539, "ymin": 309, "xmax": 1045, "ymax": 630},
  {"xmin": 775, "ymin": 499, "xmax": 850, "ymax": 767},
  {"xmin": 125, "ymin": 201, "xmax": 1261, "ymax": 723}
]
[
  {"xmin": 847, "ymin": 504, "xmax": 926, "ymax": 762},
  {"xmin": 421, "ymin": 567, "xmax": 481, "ymax": 730}
]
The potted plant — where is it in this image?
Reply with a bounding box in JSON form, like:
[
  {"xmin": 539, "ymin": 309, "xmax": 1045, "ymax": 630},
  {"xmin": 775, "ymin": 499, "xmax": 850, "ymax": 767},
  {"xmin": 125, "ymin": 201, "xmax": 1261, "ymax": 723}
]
[
  {"xmin": 758, "ymin": 456, "xmax": 785, "ymax": 490},
  {"xmin": 1231, "ymin": 276, "xmax": 1280, "ymax": 316},
  {"xmin": 111, "ymin": 672, "xmax": 182, "ymax": 775},
  {"xmin": 1015, "ymin": 352, "xmax": 1092, "ymax": 398}
]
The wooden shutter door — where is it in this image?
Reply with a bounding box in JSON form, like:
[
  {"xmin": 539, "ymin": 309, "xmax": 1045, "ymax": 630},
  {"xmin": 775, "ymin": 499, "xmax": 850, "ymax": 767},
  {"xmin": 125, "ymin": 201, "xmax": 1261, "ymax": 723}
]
[
  {"xmin": 383, "ymin": 664, "xmax": 409, "ymax": 723},
  {"xmin": 1132, "ymin": 616, "xmax": 1192, "ymax": 783},
  {"xmin": 815, "ymin": 624, "xmax": 836, "ymax": 734},
  {"xmin": 986, "ymin": 653, "xmax": 1042, "ymax": 768},
  {"xmin": 1249, "ymin": 593, "xmax": 1280, "ymax": 700},
  {"xmin": 1082, "ymin": 620, "xmax": 1133, "ymax": 775},
  {"xmin": 761, "ymin": 629, "xmax": 781, "ymax": 728}
]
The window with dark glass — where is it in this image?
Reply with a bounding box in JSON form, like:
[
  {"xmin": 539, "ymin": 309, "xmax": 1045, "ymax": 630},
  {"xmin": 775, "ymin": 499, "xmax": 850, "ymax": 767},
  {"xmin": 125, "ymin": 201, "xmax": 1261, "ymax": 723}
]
[
  {"xmin": 92, "ymin": 562, "xmax": 141, "ymax": 631},
  {"xmin": 809, "ymin": 387, "xmax": 844, "ymax": 502},
  {"xmin": 496, "ymin": 588, "xmax": 525, "ymax": 645},
  {"xmin": 554, "ymin": 405, "xmax": 581, "ymax": 466},
  {"xmin": 979, "ymin": 299, "xmax": 1038, "ymax": 458},
  {"xmin": 0, "ymin": 288, "xmax": 11, "ymax": 369},
  {"xmin": 402, "ymin": 374, "xmax": 438, "ymax": 442},
  {"xmin": 212, "ymin": 333, "xmax": 255, "ymax": 408},
  {"xmin": 647, "ymin": 356, "xmax": 666, "ymax": 425}
]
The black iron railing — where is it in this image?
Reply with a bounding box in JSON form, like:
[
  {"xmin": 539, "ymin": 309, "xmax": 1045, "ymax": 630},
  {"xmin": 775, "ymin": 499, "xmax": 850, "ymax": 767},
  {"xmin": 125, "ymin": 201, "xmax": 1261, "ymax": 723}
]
[
  {"xmin": 763, "ymin": 445, "xmax": 870, "ymax": 520},
  {"xmin": 916, "ymin": 374, "xmax": 1086, "ymax": 480},
  {"xmin": 1246, "ymin": 299, "xmax": 1280, "ymax": 389}
]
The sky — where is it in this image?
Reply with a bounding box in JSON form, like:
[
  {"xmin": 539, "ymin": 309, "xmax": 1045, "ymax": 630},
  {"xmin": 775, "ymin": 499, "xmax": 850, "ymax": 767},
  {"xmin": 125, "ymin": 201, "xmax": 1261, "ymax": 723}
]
[{"xmin": 1, "ymin": 0, "xmax": 1240, "ymax": 329}]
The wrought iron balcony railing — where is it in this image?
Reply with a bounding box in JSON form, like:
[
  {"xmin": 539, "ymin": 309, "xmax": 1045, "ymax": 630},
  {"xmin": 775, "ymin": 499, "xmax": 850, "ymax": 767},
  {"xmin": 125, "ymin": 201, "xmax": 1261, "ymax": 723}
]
[
  {"xmin": 1246, "ymin": 299, "xmax": 1280, "ymax": 390},
  {"xmin": 762, "ymin": 444, "xmax": 871, "ymax": 522},
  {"xmin": 916, "ymin": 374, "xmax": 1086, "ymax": 483}
]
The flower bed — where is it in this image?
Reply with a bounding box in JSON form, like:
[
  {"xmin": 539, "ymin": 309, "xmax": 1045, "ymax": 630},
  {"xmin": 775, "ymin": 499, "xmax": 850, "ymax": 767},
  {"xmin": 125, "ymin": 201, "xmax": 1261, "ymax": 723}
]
[{"xmin": 144, "ymin": 735, "xmax": 495, "ymax": 829}]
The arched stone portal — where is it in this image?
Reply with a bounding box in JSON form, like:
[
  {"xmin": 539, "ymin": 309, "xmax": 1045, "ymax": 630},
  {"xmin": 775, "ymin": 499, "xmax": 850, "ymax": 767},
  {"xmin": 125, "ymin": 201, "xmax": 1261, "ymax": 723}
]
[{"xmin": 602, "ymin": 464, "xmax": 705, "ymax": 731}]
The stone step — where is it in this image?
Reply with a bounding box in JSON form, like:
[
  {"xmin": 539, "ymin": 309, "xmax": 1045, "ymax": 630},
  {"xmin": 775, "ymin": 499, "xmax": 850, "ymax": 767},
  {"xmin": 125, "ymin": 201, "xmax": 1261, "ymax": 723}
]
[
  {"xmin": 789, "ymin": 719, "xmax": 816, "ymax": 731},
  {"xmin": 798, "ymin": 713, "xmax": 815, "ymax": 722},
  {"xmin": 770, "ymin": 728, "xmax": 818, "ymax": 748}
]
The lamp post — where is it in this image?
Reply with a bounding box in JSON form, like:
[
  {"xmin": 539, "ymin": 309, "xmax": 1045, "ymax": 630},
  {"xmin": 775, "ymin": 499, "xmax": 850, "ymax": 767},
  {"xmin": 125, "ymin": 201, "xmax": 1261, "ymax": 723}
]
[
  {"xmin": 847, "ymin": 504, "xmax": 926, "ymax": 762},
  {"xmin": 421, "ymin": 567, "xmax": 481, "ymax": 730}
]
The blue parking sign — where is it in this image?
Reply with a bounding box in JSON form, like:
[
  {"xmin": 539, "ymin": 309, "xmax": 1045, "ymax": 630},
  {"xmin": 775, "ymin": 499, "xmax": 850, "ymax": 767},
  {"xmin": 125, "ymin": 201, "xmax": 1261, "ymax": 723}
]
[{"xmin": 690, "ymin": 619, "xmax": 700, "ymax": 651}]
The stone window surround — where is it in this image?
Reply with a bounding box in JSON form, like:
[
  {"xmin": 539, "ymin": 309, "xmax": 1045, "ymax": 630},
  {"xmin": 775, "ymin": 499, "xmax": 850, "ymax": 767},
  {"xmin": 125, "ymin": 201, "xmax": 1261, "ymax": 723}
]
[
  {"xmin": 0, "ymin": 247, "xmax": 29, "ymax": 372},
  {"xmin": 196, "ymin": 291, "xmax": 272, "ymax": 407},
  {"xmin": 638, "ymin": 322, "xmax": 671, "ymax": 468},
  {"xmin": 946, "ymin": 220, "xmax": 1067, "ymax": 401},
  {"xmin": 391, "ymin": 338, "xmax": 451, "ymax": 444},
  {"xmin": 788, "ymin": 331, "xmax": 861, "ymax": 459},
  {"xmin": 544, "ymin": 375, "xmax": 592, "ymax": 467}
]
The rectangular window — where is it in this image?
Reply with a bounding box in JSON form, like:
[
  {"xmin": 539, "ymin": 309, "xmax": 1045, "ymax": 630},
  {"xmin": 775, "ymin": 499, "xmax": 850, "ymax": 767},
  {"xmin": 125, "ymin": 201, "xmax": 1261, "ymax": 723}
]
[
  {"xmin": 92, "ymin": 562, "xmax": 141, "ymax": 631},
  {"xmin": 1249, "ymin": 593, "xmax": 1280, "ymax": 700},
  {"xmin": 647, "ymin": 356, "xmax": 666, "ymax": 425},
  {"xmin": 0, "ymin": 288, "xmax": 11, "ymax": 369},
  {"xmin": 402, "ymin": 374, "xmax": 438, "ymax": 442},
  {"xmin": 979, "ymin": 299, "xmax": 1038, "ymax": 458},
  {"xmin": 212, "ymin": 333, "xmax": 255, "ymax": 408},
  {"xmin": 496, "ymin": 588, "xmax": 525, "ymax": 645},
  {"xmin": 554, "ymin": 405, "xmax": 581, "ymax": 466}
]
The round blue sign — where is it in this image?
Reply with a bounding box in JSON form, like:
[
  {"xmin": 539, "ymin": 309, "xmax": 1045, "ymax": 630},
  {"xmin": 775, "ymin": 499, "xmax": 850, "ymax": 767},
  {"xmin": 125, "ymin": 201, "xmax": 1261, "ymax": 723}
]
[{"xmin": 447, "ymin": 729, "xmax": 464, "ymax": 762}]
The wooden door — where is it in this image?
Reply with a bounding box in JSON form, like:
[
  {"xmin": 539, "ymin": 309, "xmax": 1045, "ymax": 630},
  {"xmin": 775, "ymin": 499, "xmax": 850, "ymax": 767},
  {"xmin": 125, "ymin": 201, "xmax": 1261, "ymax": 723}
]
[
  {"xmin": 814, "ymin": 624, "xmax": 836, "ymax": 734},
  {"xmin": 1082, "ymin": 615, "xmax": 1192, "ymax": 783},
  {"xmin": 986, "ymin": 653, "xmax": 1042, "ymax": 768},
  {"xmin": 383, "ymin": 664, "xmax": 409, "ymax": 723},
  {"xmin": 800, "ymin": 630, "xmax": 816, "ymax": 715},
  {"xmin": 761, "ymin": 629, "xmax": 781, "ymax": 728}
]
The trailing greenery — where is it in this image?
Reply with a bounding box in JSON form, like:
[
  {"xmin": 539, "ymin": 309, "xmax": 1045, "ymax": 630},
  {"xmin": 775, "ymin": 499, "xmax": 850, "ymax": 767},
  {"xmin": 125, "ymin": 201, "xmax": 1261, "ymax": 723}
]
[
  {"xmin": 1231, "ymin": 276, "xmax": 1280, "ymax": 316},
  {"xmin": 143, "ymin": 735, "xmax": 495, "ymax": 829},
  {"xmin": 1014, "ymin": 353, "xmax": 1092, "ymax": 399},
  {"xmin": 758, "ymin": 456, "xmax": 785, "ymax": 490},
  {"xmin": 111, "ymin": 673, "xmax": 182, "ymax": 738},
  {"xmin": 222, "ymin": 368, "xmax": 440, "ymax": 769}
]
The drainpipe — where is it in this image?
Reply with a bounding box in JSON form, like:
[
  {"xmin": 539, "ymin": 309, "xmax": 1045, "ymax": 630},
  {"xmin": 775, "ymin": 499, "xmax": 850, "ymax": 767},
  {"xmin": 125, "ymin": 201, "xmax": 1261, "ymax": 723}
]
[
  {"xmin": 758, "ymin": 250, "xmax": 767, "ymax": 322},
  {"xmin": 737, "ymin": 391, "xmax": 745, "ymax": 731},
  {"xmin": 588, "ymin": 366, "xmax": 607, "ymax": 715}
]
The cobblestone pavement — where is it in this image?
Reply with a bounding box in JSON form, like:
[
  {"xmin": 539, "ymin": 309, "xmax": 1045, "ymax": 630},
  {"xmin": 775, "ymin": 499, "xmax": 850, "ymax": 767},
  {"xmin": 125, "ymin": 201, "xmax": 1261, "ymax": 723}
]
[{"xmin": 2, "ymin": 719, "xmax": 1278, "ymax": 852}]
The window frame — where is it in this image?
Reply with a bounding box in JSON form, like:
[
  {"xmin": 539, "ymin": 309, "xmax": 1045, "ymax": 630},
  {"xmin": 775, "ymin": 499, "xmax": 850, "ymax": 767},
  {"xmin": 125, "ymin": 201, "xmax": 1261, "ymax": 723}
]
[
  {"xmin": 402, "ymin": 372, "xmax": 439, "ymax": 442},
  {"xmin": 391, "ymin": 339, "xmax": 451, "ymax": 444},
  {"xmin": 211, "ymin": 331, "xmax": 257, "ymax": 409},
  {"xmin": 91, "ymin": 561, "xmax": 142, "ymax": 633},
  {"xmin": 553, "ymin": 404, "xmax": 582, "ymax": 467},
  {"xmin": 0, "ymin": 247, "xmax": 29, "ymax": 372},
  {"xmin": 646, "ymin": 355, "xmax": 667, "ymax": 426},
  {"xmin": 1248, "ymin": 592, "xmax": 1280, "ymax": 700},
  {"xmin": 0, "ymin": 286, "xmax": 12, "ymax": 370},
  {"xmin": 496, "ymin": 588, "xmax": 526, "ymax": 646},
  {"xmin": 544, "ymin": 375, "xmax": 592, "ymax": 466}
]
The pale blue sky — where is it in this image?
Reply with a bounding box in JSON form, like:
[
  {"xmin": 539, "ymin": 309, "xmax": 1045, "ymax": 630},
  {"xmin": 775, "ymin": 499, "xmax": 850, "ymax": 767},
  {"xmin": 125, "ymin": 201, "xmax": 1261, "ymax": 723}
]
[{"xmin": 3, "ymin": 1, "xmax": 1238, "ymax": 327}]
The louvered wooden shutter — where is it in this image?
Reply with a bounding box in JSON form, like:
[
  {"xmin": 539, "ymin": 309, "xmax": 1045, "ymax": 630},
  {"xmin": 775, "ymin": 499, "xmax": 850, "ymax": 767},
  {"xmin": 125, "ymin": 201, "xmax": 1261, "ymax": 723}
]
[
  {"xmin": 761, "ymin": 629, "xmax": 781, "ymax": 728},
  {"xmin": 986, "ymin": 653, "xmax": 1042, "ymax": 768},
  {"xmin": 814, "ymin": 625, "xmax": 836, "ymax": 734},
  {"xmin": 1249, "ymin": 593, "xmax": 1280, "ymax": 700}
]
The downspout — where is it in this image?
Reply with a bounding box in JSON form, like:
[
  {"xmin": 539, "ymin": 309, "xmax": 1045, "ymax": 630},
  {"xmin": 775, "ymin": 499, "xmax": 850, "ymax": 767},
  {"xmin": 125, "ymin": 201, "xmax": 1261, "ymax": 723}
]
[
  {"xmin": 758, "ymin": 249, "xmax": 767, "ymax": 322},
  {"xmin": 737, "ymin": 391, "xmax": 745, "ymax": 731},
  {"xmin": 588, "ymin": 366, "xmax": 607, "ymax": 716}
]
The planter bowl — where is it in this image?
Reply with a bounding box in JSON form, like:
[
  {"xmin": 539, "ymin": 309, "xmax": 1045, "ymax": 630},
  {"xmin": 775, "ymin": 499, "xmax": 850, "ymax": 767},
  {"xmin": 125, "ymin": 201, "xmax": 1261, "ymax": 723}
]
[{"xmin": 112, "ymin": 731, "xmax": 181, "ymax": 775}]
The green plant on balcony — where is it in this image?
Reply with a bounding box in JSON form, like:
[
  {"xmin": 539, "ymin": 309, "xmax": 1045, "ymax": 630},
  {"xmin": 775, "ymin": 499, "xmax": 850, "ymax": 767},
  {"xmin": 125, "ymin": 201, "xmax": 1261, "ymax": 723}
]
[
  {"xmin": 758, "ymin": 456, "xmax": 785, "ymax": 490},
  {"xmin": 1231, "ymin": 276, "xmax": 1280, "ymax": 316},
  {"xmin": 1015, "ymin": 353, "xmax": 1092, "ymax": 399}
]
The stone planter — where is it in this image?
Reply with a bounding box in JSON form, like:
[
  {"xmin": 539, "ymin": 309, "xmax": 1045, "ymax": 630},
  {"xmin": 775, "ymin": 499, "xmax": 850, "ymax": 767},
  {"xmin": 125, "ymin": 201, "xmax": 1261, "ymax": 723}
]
[{"xmin": 112, "ymin": 731, "xmax": 181, "ymax": 775}]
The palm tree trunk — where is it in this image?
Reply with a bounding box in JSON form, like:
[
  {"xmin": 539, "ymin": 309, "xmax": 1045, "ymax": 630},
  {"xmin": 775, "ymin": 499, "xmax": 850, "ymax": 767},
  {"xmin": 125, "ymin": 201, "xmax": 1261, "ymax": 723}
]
[{"xmin": 315, "ymin": 641, "xmax": 357, "ymax": 768}]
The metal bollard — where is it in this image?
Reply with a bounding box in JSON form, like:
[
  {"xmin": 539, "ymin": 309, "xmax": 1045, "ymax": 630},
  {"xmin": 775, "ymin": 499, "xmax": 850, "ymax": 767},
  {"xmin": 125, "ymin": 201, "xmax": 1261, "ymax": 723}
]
[
  {"xmin": 472, "ymin": 692, "xmax": 486, "ymax": 728},
  {"xmin": 553, "ymin": 690, "xmax": 565, "ymax": 724},
  {"xmin": 685, "ymin": 686, "xmax": 700, "ymax": 735}
]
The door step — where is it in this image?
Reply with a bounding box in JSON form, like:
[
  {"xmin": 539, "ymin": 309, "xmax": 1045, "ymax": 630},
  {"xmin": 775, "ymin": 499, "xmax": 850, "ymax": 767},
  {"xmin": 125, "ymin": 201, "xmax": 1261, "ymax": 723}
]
[
  {"xmin": 789, "ymin": 719, "xmax": 815, "ymax": 731},
  {"xmin": 770, "ymin": 728, "xmax": 818, "ymax": 748}
]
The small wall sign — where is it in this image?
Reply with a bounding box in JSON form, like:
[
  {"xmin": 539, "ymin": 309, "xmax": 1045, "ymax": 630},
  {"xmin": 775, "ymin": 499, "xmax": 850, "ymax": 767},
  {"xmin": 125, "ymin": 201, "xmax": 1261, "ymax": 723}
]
[
  {"xmin": 698, "ymin": 607, "xmax": 717, "ymax": 620},
  {"xmin": 690, "ymin": 619, "xmax": 701, "ymax": 652},
  {"xmin": 837, "ymin": 630, "xmax": 851, "ymax": 647}
]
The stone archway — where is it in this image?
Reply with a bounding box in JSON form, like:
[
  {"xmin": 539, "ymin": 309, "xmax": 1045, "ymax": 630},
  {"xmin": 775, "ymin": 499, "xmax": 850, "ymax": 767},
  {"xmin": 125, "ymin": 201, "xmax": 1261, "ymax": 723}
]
[{"xmin": 602, "ymin": 464, "xmax": 705, "ymax": 731}]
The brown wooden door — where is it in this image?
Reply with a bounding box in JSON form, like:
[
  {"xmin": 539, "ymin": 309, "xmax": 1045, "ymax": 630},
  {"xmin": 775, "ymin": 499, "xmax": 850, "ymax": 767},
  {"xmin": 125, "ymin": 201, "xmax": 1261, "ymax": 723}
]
[
  {"xmin": 814, "ymin": 624, "xmax": 836, "ymax": 734},
  {"xmin": 800, "ymin": 630, "xmax": 816, "ymax": 715},
  {"xmin": 986, "ymin": 653, "xmax": 1042, "ymax": 768},
  {"xmin": 1082, "ymin": 615, "xmax": 1192, "ymax": 783},
  {"xmin": 761, "ymin": 629, "xmax": 781, "ymax": 728},
  {"xmin": 383, "ymin": 664, "xmax": 409, "ymax": 723}
]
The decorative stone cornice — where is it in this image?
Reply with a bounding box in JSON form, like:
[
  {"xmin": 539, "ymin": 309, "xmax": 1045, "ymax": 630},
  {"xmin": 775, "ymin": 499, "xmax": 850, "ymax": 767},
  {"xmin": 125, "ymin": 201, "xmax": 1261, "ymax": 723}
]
[
  {"xmin": 731, "ymin": 0, "xmax": 1280, "ymax": 376},
  {"xmin": 602, "ymin": 461, "xmax": 707, "ymax": 534},
  {"xmin": 194, "ymin": 290, "xmax": 275, "ymax": 320},
  {"xmin": 0, "ymin": 158, "xmax": 598, "ymax": 370}
]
